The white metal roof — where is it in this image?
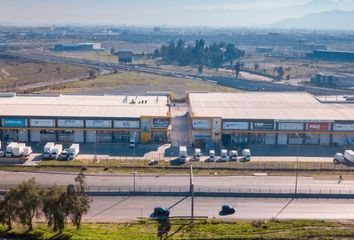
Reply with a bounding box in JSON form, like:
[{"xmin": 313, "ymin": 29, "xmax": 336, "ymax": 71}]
[
  {"xmin": 188, "ymin": 92, "xmax": 354, "ymax": 121},
  {"xmin": 0, "ymin": 94, "xmax": 169, "ymax": 118}
]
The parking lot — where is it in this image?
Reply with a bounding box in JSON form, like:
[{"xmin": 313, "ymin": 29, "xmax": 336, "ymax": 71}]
[{"xmin": 0, "ymin": 140, "xmax": 344, "ymax": 166}]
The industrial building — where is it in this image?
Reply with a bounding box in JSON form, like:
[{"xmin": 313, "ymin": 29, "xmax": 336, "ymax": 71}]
[
  {"xmin": 307, "ymin": 50, "xmax": 354, "ymax": 62},
  {"xmin": 54, "ymin": 43, "xmax": 103, "ymax": 52},
  {"xmin": 188, "ymin": 92, "xmax": 354, "ymax": 147},
  {"xmin": 0, "ymin": 94, "xmax": 171, "ymax": 144},
  {"xmin": 310, "ymin": 72, "xmax": 354, "ymax": 89}
]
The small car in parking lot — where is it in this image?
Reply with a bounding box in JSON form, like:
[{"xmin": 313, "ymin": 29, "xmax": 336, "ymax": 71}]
[
  {"xmin": 220, "ymin": 205, "xmax": 236, "ymax": 215},
  {"xmin": 153, "ymin": 207, "xmax": 170, "ymax": 217},
  {"xmin": 148, "ymin": 159, "xmax": 159, "ymax": 165}
]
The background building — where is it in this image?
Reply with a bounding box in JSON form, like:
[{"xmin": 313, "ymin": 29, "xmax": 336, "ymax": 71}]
[
  {"xmin": 188, "ymin": 92, "xmax": 354, "ymax": 148},
  {"xmin": 54, "ymin": 43, "xmax": 103, "ymax": 52},
  {"xmin": 310, "ymin": 72, "xmax": 354, "ymax": 89},
  {"xmin": 0, "ymin": 93, "xmax": 171, "ymax": 144}
]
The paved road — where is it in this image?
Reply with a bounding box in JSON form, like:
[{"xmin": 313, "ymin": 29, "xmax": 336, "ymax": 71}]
[
  {"xmin": 85, "ymin": 196, "xmax": 354, "ymax": 221},
  {"xmin": 1, "ymin": 172, "xmax": 353, "ymax": 194},
  {"xmin": 5, "ymin": 52, "xmax": 354, "ymax": 95}
]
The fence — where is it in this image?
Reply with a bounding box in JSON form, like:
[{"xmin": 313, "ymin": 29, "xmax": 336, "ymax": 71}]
[
  {"xmin": 0, "ymin": 184, "xmax": 353, "ymax": 196},
  {"xmin": 38, "ymin": 158, "xmax": 354, "ymax": 172}
]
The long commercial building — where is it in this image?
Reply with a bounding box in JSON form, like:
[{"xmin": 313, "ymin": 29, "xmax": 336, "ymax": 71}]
[
  {"xmin": 188, "ymin": 92, "xmax": 354, "ymax": 147},
  {"xmin": 0, "ymin": 94, "xmax": 171, "ymax": 144}
]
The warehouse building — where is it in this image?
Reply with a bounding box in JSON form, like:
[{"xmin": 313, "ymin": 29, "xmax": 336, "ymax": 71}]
[
  {"xmin": 310, "ymin": 72, "xmax": 354, "ymax": 89},
  {"xmin": 0, "ymin": 94, "xmax": 171, "ymax": 144},
  {"xmin": 188, "ymin": 92, "xmax": 354, "ymax": 147}
]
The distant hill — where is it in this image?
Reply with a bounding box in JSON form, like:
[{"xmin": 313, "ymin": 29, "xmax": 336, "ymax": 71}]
[{"xmin": 269, "ymin": 10, "xmax": 354, "ymax": 30}]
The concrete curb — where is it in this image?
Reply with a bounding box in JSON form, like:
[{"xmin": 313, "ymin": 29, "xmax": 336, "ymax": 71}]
[{"xmin": 77, "ymin": 191, "xmax": 354, "ymax": 199}]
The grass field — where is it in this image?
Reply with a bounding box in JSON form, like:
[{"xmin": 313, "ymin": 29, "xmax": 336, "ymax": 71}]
[
  {"xmin": 0, "ymin": 59, "xmax": 93, "ymax": 91},
  {"xmin": 34, "ymin": 71, "xmax": 241, "ymax": 98},
  {"xmin": 1, "ymin": 219, "xmax": 354, "ymax": 239}
]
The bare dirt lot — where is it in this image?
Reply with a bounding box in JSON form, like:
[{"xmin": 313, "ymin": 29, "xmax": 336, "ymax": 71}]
[
  {"xmin": 241, "ymin": 55, "xmax": 354, "ymax": 85},
  {"xmin": 34, "ymin": 71, "xmax": 241, "ymax": 98},
  {"xmin": 0, "ymin": 59, "xmax": 94, "ymax": 91}
]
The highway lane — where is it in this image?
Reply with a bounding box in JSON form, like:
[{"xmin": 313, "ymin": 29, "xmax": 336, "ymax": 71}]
[
  {"xmin": 5, "ymin": 52, "xmax": 354, "ymax": 95},
  {"xmin": 85, "ymin": 196, "xmax": 354, "ymax": 221},
  {"xmin": 1, "ymin": 171, "xmax": 353, "ymax": 194}
]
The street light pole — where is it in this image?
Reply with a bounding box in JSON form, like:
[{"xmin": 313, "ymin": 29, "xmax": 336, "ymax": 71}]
[
  {"xmin": 190, "ymin": 164, "xmax": 194, "ymax": 225},
  {"xmin": 294, "ymin": 134, "xmax": 301, "ymax": 195},
  {"xmin": 133, "ymin": 132, "xmax": 136, "ymax": 193}
]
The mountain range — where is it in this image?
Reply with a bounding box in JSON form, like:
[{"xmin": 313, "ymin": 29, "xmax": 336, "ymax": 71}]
[{"xmin": 270, "ymin": 10, "xmax": 354, "ymax": 30}]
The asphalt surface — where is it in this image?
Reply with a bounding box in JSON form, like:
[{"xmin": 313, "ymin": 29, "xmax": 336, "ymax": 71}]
[
  {"xmin": 1, "ymin": 172, "xmax": 353, "ymax": 194},
  {"xmin": 85, "ymin": 196, "xmax": 354, "ymax": 221},
  {"xmin": 6, "ymin": 52, "xmax": 354, "ymax": 95}
]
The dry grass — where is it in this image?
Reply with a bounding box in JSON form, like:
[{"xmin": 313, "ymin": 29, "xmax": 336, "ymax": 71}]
[
  {"xmin": 34, "ymin": 71, "xmax": 241, "ymax": 97},
  {"xmin": 0, "ymin": 59, "xmax": 93, "ymax": 90}
]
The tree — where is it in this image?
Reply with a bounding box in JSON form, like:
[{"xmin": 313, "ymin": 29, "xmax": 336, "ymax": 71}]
[
  {"xmin": 42, "ymin": 185, "xmax": 68, "ymax": 232},
  {"xmin": 88, "ymin": 70, "xmax": 96, "ymax": 79},
  {"xmin": 68, "ymin": 171, "xmax": 91, "ymax": 230},
  {"xmin": 274, "ymin": 66, "xmax": 285, "ymax": 80},
  {"xmin": 197, "ymin": 65, "xmax": 203, "ymax": 74},
  {"xmin": 254, "ymin": 63, "xmax": 260, "ymax": 72},
  {"xmin": 0, "ymin": 189, "xmax": 17, "ymax": 230},
  {"xmin": 153, "ymin": 49, "xmax": 160, "ymax": 59},
  {"xmin": 208, "ymin": 42, "xmax": 224, "ymax": 69},
  {"xmin": 110, "ymin": 47, "xmax": 115, "ymax": 55},
  {"xmin": 14, "ymin": 178, "xmax": 42, "ymax": 231},
  {"xmin": 234, "ymin": 62, "xmax": 242, "ymax": 79},
  {"xmin": 225, "ymin": 44, "xmax": 244, "ymax": 66}
]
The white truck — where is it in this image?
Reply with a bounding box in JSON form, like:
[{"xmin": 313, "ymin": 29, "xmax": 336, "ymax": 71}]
[
  {"xmin": 229, "ymin": 150, "xmax": 238, "ymax": 161},
  {"xmin": 51, "ymin": 144, "xmax": 63, "ymax": 160},
  {"xmin": 334, "ymin": 150, "xmax": 354, "ymax": 164},
  {"xmin": 179, "ymin": 146, "xmax": 187, "ymax": 163},
  {"xmin": 5, "ymin": 142, "xmax": 18, "ymax": 157},
  {"xmin": 43, "ymin": 142, "xmax": 55, "ymax": 160},
  {"xmin": 220, "ymin": 149, "xmax": 228, "ymax": 162},
  {"xmin": 68, "ymin": 144, "xmax": 80, "ymax": 160},
  {"xmin": 23, "ymin": 146, "xmax": 32, "ymax": 157},
  {"xmin": 209, "ymin": 150, "xmax": 216, "ymax": 162},
  {"xmin": 194, "ymin": 148, "xmax": 201, "ymax": 161},
  {"xmin": 12, "ymin": 143, "xmax": 26, "ymax": 157},
  {"xmin": 242, "ymin": 149, "xmax": 251, "ymax": 162}
]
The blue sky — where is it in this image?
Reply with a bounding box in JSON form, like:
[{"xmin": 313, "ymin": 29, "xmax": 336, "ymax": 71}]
[{"xmin": 1, "ymin": 0, "xmax": 354, "ymax": 26}]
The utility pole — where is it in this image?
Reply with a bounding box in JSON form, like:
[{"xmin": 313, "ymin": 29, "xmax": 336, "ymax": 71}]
[
  {"xmin": 190, "ymin": 164, "xmax": 194, "ymax": 225},
  {"xmin": 133, "ymin": 132, "xmax": 136, "ymax": 192},
  {"xmin": 294, "ymin": 134, "xmax": 301, "ymax": 195}
]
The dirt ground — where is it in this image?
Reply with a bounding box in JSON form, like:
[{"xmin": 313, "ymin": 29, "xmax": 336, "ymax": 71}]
[
  {"xmin": 33, "ymin": 71, "xmax": 241, "ymax": 98},
  {"xmin": 0, "ymin": 59, "xmax": 93, "ymax": 91},
  {"xmin": 241, "ymin": 55, "xmax": 354, "ymax": 83}
]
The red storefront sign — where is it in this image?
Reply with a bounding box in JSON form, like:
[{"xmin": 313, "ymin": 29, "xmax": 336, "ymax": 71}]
[{"xmin": 307, "ymin": 123, "xmax": 330, "ymax": 131}]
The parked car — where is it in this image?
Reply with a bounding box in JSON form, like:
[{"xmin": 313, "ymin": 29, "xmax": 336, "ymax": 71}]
[
  {"xmin": 148, "ymin": 159, "xmax": 159, "ymax": 165},
  {"xmin": 153, "ymin": 207, "xmax": 170, "ymax": 217},
  {"xmin": 220, "ymin": 205, "xmax": 236, "ymax": 215}
]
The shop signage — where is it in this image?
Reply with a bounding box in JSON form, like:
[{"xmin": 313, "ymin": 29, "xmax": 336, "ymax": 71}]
[
  {"xmin": 192, "ymin": 119, "xmax": 211, "ymax": 129},
  {"xmin": 333, "ymin": 123, "xmax": 354, "ymax": 131},
  {"xmin": 213, "ymin": 119, "xmax": 221, "ymax": 133},
  {"xmin": 86, "ymin": 120, "xmax": 111, "ymax": 128},
  {"xmin": 278, "ymin": 122, "xmax": 304, "ymax": 131},
  {"xmin": 252, "ymin": 122, "xmax": 274, "ymax": 130},
  {"xmin": 30, "ymin": 119, "xmax": 55, "ymax": 127},
  {"xmin": 114, "ymin": 120, "xmax": 140, "ymax": 129},
  {"xmin": 223, "ymin": 121, "xmax": 249, "ymax": 130},
  {"xmin": 152, "ymin": 118, "xmax": 169, "ymax": 129},
  {"xmin": 141, "ymin": 119, "xmax": 150, "ymax": 133},
  {"xmin": 307, "ymin": 122, "xmax": 330, "ymax": 131},
  {"xmin": 2, "ymin": 118, "xmax": 26, "ymax": 127},
  {"xmin": 58, "ymin": 119, "xmax": 84, "ymax": 128}
]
